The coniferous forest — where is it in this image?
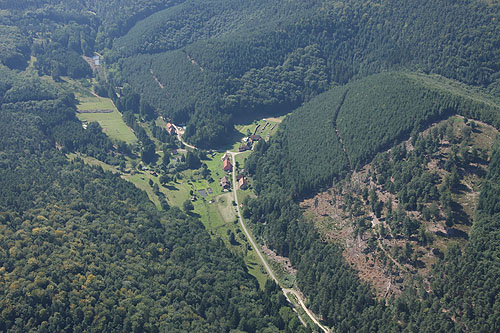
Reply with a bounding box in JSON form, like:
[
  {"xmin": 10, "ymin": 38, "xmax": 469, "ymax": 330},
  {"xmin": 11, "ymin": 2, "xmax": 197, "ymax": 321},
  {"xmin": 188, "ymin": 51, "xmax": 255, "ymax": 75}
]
[{"xmin": 1, "ymin": 0, "xmax": 500, "ymax": 332}]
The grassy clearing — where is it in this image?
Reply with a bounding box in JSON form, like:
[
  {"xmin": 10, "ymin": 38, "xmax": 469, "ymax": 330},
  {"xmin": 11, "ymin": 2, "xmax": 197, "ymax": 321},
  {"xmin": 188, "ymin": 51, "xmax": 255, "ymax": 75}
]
[
  {"xmin": 160, "ymin": 152, "xmax": 231, "ymax": 210},
  {"xmin": 237, "ymin": 189, "xmax": 255, "ymax": 207},
  {"xmin": 226, "ymin": 115, "xmax": 287, "ymax": 151},
  {"xmin": 123, "ymin": 172, "xmax": 162, "ymax": 208},
  {"xmin": 235, "ymin": 116, "xmax": 285, "ymax": 138},
  {"xmin": 235, "ymin": 151, "xmax": 251, "ymax": 168},
  {"xmin": 67, "ymin": 152, "xmax": 119, "ymax": 173},
  {"xmin": 76, "ymin": 96, "xmax": 137, "ymax": 144},
  {"xmin": 193, "ymin": 198, "xmax": 227, "ymax": 231},
  {"xmin": 216, "ymin": 193, "xmax": 237, "ymax": 223},
  {"xmin": 244, "ymin": 247, "xmax": 269, "ymax": 289},
  {"xmin": 160, "ymin": 181, "xmax": 190, "ymax": 208}
]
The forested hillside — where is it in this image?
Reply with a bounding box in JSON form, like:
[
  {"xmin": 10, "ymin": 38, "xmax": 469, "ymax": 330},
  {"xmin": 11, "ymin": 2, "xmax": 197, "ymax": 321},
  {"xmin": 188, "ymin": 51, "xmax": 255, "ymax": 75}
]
[
  {"xmin": 0, "ymin": 79, "xmax": 300, "ymax": 332},
  {"xmin": 242, "ymin": 71, "xmax": 500, "ymax": 330},
  {"xmin": 0, "ymin": 3, "xmax": 305, "ymax": 328},
  {"xmin": 110, "ymin": 0, "xmax": 500, "ymax": 147},
  {"xmin": 1, "ymin": 0, "xmax": 500, "ymax": 331},
  {"xmin": 247, "ymin": 72, "xmax": 500, "ymax": 198},
  {"xmin": 301, "ymin": 114, "xmax": 498, "ymax": 299},
  {"xmin": 2, "ymin": 0, "xmax": 499, "ymax": 146},
  {"xmin": 429, "ymin": 142, "xmax": 500, "ymax": 331}
]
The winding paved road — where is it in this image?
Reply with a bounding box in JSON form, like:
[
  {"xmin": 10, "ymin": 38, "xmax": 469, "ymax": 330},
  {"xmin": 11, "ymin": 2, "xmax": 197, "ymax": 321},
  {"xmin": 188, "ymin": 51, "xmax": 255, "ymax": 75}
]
[
  {"xmin": 229, "ymin": 151, "xmax": 330, "ymax": 333},
  {"xmin": 173, "ymin": 124, "xmax": 196, "ymax": 150}
]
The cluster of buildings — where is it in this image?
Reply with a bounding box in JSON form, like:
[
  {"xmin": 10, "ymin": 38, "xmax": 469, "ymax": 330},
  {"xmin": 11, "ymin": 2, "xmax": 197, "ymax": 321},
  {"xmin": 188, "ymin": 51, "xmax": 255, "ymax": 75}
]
[
  {"xmin": 239, "ymin": 134, "xmax": 261, "ymax": 152},
  {"xmin": 219, "ymin": 153, "xmax": 248, "ymax": 191},
  {"xmin": 219, "ymin": 175, "xmax": 248, "ymax": 191},
  {"xmin": 166, "ymin": 122, "xmax": 176, "ymax": 135}
]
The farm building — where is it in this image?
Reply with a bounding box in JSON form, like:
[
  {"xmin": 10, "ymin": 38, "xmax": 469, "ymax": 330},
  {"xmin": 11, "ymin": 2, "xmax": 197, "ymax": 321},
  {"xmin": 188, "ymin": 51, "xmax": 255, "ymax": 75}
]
[
  {"xmin": 239, "ymin": 143, "xmax": 250, "ymax": 152},
  {"xmin": 223, "ymin": 159, "xmax": 232, "ymax": 172},
  {"xmin": 220, "ymin": 176, "xmax": 230, "ymax": 190},
  {"xmin": 250, "ymin": 134, "xmax": 261, "ymax": 142},
  {"xmin": 239, "ymin": 177, "xmax": 248, "ymax": 189},
  {"xmin": 166, "ymin": 123, "xmax": 176, "ymax": 135}
]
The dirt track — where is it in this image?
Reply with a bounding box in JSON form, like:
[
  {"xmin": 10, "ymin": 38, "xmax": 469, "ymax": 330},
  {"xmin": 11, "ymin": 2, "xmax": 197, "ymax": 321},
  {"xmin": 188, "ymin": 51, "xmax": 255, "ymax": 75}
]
[{"xmin": 229, "ymin": 151, "xmax": 330, "ymax": 333}]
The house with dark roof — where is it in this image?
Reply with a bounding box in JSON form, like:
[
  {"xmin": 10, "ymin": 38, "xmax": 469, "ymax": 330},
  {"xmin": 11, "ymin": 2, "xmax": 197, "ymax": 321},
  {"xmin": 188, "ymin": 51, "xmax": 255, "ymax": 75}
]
[
  {"xmin": 239, "ymin": 143, "xmax": 250, "ymax": 152},
  {"xmin": 220, "ymin": 176, "xmax": 230, "ymax": 190},
  {"xmin": 250, "ymin": 134, "xmax": 261, "ymax": 142}
]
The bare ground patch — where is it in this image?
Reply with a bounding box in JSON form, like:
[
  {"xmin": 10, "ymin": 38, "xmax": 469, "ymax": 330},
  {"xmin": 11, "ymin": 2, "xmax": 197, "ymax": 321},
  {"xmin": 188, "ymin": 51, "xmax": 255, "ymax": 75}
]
[{"xmin": 300, "ymin": 115, "xmax": 498, "ymax": 299}]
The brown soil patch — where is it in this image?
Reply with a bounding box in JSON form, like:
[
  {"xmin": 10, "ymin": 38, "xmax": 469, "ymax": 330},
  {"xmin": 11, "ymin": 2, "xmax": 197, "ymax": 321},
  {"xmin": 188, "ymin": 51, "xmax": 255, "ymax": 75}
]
[
  {"xmin": 262, "ymin": 245, "xmax": 297, "ymax": 275},
  {"xmin": 300, "ymin": 115, "xmax": 498, "ymax": 299}
]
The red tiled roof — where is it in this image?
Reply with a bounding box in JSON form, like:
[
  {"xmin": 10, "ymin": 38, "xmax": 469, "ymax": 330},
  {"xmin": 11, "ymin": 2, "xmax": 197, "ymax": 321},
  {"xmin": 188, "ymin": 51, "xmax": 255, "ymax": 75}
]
[{"xmin": 223, "ymin": 159, "xmax": 232, "ymax": 171}]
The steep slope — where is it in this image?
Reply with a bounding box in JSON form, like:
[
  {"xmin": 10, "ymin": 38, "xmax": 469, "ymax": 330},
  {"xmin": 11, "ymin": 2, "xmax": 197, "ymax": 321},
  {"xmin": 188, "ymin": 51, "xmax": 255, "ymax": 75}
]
[
  {"xmin": 248, "ymin": 72, "xmax": 500, "ymax": 198},
  {"xmin": 0, "ymin": 100, "xmax": 293, "ymax": 332},
  {"xmin": 302, "ymin": 115, "xmax": 499, "ymax": 298},
  {"xmin": 111, "ymin": 0, "xmax": 500, "ymax": 147},
  {"xmin": 243, "ymin": 71, "xmax": 500, "ymax": 330}
]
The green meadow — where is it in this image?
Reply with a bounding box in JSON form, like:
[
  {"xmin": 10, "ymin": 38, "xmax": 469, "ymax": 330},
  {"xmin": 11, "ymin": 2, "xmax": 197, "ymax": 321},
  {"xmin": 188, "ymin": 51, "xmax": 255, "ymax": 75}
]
[{"xmin": 76, "ymin": 95, "xmax": 137, "ymax": 144}]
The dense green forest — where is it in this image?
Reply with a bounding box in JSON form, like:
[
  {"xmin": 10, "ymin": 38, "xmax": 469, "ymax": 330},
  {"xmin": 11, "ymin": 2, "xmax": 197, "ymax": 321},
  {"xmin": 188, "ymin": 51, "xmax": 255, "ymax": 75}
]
[
  {"xmin": 1, "ymin": 0, "xmax": 499, "ymax": 145},
  {"xmin": 0, "ymin": 3, "xmax": 307, "ymax": 328},
  {"xmin": 0, "ymin": 81, "xmax": 304, "ymax": 332},
  {"xmin": 1, "ymin": 0, "xmax": 500, "ymax": 331},
  {"xmin": 110, "ymin": 0, "xmax": 500, "ymax": 147},
  {"xmin": 246, "ymin": 72, "xmax": 500, "ymax": 199},
  {"xmin": 242, "ymin": 71, "xmax": 500, "ymax": 330}
]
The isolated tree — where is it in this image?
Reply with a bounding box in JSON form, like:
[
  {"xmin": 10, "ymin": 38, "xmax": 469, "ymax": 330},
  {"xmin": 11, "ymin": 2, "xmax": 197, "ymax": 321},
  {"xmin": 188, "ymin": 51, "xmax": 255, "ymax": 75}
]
[
  {"xmin": 162, "ymin": 150, "xmax": 170, "ymax": 168},
  {"xmin": 183, "ymin": 199, "xmax": 194, "ymax": 212},
  {"xmin": 141, "ymin": 143, "xmax": 156, "ymax": 164}
]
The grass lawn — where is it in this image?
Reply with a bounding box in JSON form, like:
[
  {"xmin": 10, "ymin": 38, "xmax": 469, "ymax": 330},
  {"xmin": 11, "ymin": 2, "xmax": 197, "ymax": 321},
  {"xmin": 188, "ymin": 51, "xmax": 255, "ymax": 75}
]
[
  {"xmin": 161, "ymin": 180, "xmax": 190, "ymax": 208},
  {"xmin": 235, "ymin": 151, "xmax": 251, "ymax": 169},
  {"xmin": 237, "ymin": 189, "xmax": 255, "ymax": 206},
  {"xmin": 194, "ymin": 197, "xmax": 231, "ymax": 236},
  {"xmin": 244, "ymin": 247, "xmax": 269, "ymax": 289},
  {"xmin": 76, "ymin": 95, "xmax": 137, "ymax": 144},
  {"xmin": 160, "ymin": 152, "xmax": 229, "ymax": 208},
  {"xmin": 227, "ymin": 115, "xmax": 286, "ymax": 152},
  {"xmin": 216, "ymin": 193, "xmax": 236, "ymax": 223},
  {"xmin": 235, "ymin": 116, "xmax": 285, "ymax": 139}
]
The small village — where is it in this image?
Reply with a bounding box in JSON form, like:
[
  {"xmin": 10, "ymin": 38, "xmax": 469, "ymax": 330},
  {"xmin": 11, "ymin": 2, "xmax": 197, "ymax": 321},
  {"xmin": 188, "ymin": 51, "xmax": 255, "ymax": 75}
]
[
  {"xmin": 69, "ymin": 97, "xmax": 285, "ymax": 300},
  {"xmin": 160, "ymin": 117, "xmax": 277, "ymax": 198},
  {"xmin": 219, "ymin": 152, "xmax": 249, "ymax": 192}
]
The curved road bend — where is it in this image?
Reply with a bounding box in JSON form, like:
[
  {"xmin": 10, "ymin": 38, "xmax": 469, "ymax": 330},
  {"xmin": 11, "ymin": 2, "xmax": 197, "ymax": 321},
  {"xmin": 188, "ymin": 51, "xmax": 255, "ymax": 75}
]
[
  {"xmin": 172, "ymin": 125, "xmax": 196, "ymax": 150},
  {"xmin": 229, "ymin": 152, "xmax": 330, "ymax": 333}
]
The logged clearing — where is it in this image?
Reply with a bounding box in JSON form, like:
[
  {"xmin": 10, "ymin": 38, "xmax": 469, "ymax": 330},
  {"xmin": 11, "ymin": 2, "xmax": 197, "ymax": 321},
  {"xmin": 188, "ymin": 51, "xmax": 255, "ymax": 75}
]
[{"xmin": 301, "ymin": 115, "xmax": 499, "ymax": 298}]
